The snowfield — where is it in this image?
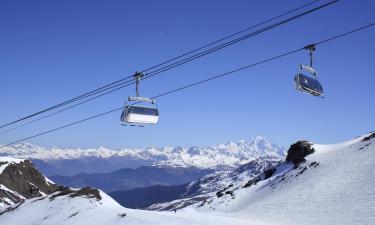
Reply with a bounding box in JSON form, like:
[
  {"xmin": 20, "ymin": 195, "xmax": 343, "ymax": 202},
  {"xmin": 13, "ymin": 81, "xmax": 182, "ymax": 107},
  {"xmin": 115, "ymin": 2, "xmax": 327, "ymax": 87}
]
[
  {"xmin": 1, "ymin": 132, "xmax": 374, "ymax": 225},
  {"xmin": 193, "ymin": 133, "xmax": 375, "ymax": 225},
  {"xmin": 0, "ymin": 190, "xmax": 264, "ymax": 225}
]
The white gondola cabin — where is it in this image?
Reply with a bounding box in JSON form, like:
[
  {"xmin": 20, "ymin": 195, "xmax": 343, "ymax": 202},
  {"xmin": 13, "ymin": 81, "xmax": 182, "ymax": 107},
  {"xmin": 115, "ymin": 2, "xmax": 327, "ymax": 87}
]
[
  {"xmin": 121, "ymin": 99, "xmax": 159, "ymax": 125},
  {"xmin": 120, "ymin": 72, "xmax": 159, "ymax": 126}
]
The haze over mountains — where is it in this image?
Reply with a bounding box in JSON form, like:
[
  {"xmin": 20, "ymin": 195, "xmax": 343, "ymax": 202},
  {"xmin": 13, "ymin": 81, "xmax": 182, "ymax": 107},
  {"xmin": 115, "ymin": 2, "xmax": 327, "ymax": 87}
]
[
  {"xmin": 0, "ymin": 136, "xmax": 285, "ymax": 176},
  {"xmin": 113, "ymin": 156, "xmax": 281, "ymax": 209},
  {"xmin": 51, "ymin": 166, "xmax": 213, "ymax": 192}
]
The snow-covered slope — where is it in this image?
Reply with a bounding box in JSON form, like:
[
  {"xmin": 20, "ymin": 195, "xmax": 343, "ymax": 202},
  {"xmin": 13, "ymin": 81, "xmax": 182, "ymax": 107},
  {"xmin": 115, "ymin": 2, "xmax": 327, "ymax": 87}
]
[
  {"xmin": 149, "ymin": 156, "xmax": 281, "ymax": 211},
  {"xmin": 0, "ymin": 185, "xmax": 259, "ymax": 225},
  {"xmin": 0, "ymin": 156, "xmax": 257, "ymax": 225},
  {"xmin": 191, "ymin": 132, "xmax": 375, "ymax": 225},
  {"xmin": 0, "ymin": 137, "xmax": 285, "ymax": 175}
]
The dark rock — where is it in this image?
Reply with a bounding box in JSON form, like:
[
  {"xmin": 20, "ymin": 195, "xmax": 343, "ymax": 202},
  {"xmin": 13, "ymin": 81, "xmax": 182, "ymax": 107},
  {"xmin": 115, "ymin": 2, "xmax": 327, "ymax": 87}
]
[
  {"xmin": 0, "ymin": 160, "xmax": 58, "ymax": 200},
  {"xmin": 71, "ymin": 187, "xmax": 101, "ymax": 200},
  {"xmin": 243, "ymin": 176, "xmax": 261, "ymax": 188},
  {"xmin": 50, "ymin": 186, "xmax": 101, "ymax": 201},
  {"xmin": 264, "ymin": 168, "xmax": 276, "ymax": 179},
  {"xmin": 68, "ymin": 212, "xmax": 79, "ymax": 218},
  {"xmin": 215, "ymin": 184, "xmax": 234, "ymax": 198},
  {"xmin": 285, "ymin": 141, "xmax": 315, "ymax": 166},
  {"xmin": 216, "ymin": 191, "xmax": 224, "ymax": 198},
  {"xmin": 50, "ymin": 186, "xmax": 75, "ymax": 200},
  {"xmin": 297, "ymin": 167, "xmax": 308, "ymax": 176},
  {"xmin": 151, "ymin": 196, "xmax": 209, "ymax": 211},
  {"xmin": 362, "ymin": 132, "xmax": 375, "ymax": 142},
  {"xmin": 118, "ymin": 213, "xmax": 127, "ymax": 218},
  {"xmin": 309, "ymin": 162, "xmax": 319, "ymax": 168},
  {"xmin": 224, "ymin": 190, "xmax": 233, "ymax": 196}
]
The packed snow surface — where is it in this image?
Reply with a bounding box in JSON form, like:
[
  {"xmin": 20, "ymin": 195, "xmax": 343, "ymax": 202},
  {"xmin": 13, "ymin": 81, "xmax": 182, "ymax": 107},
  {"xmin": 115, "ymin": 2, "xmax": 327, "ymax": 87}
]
[
  {"xmin": 0, "ymin": 190, "xmax": 266, "ymax": 225},
  {"xmin": 195, "ymin": 133, "xmax": 375, "ymax": 225}
]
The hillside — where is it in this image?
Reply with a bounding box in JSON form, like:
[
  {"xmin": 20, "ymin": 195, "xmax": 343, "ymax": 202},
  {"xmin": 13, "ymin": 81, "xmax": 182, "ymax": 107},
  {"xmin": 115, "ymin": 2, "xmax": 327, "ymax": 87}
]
[
  {"xmin": 0, "ymin": 156, "xmax": 253, "ymax": 225},
  {"xmin": 149, "ymin": 155, "xmax": 281, "ymax": 211},
  {"xmin": 191, "ymin": 132, "xmax": 375, "ymax": 225}
]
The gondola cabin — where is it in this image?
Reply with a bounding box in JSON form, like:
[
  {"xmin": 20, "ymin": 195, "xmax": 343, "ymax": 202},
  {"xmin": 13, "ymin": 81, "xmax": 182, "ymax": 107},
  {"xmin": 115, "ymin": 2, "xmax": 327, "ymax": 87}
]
[
  {"xmin": 121, "ymin": 105, "xmax": 159, "ymax": 124},
  {"xmin": 294, "ymin": 65, "xmax": 324, "ymax": 97},
  {"xmin": 294, "ymin": 73, "xmax": 324, "ymax": 97}
]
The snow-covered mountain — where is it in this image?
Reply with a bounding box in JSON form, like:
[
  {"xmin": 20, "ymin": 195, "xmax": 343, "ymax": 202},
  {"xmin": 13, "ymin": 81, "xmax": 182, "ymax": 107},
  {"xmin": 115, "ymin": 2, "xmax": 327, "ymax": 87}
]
[
  {"xmin": 0, "ymin": 187, "xmax": 253, "ymax": 225},
  {"xmin": 107, "ymin": 155, "xmax": 281, "ymax": 209},
  {"xmin": 0, "ymin": 136, "xmax": 285, "ymax": 176},
  {"xmin": 1, "ymin": 132, "xmax": 374, "ymax": 225},
  {"xmin": 149, "ymin": 155, "xmax": 281, "ymax": 211},
  {"xmin": 186, "ymin": 132, "xmax": 375, "ymax": 225},
  {"xmin": 0, "ymin": 155, "xmax": 250, "ymax": 225}
]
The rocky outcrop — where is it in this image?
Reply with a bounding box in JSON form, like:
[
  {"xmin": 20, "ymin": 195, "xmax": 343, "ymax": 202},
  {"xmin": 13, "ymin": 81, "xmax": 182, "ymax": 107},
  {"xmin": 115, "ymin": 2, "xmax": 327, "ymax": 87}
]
[
  {"xmin": 0, "ymin": 160, "xmax": 58, "ymax": 198},
  {"xmin": 285, "ymin": 141, "xmax": 315, "ymax": 167},
  {"xmin": 50, "ymin": 186, "xmax": 101, "ymax": 201},
  {"xmin": 0, "ymin": 158, "xmax": 58, "ymax": 206},
  {"xmin": 362, "ymin": 132, "xmax": 375, "ymax": 142},
  {"xmin": 1, "ymin": 157, "xmax": 103, "ymax": 209}
]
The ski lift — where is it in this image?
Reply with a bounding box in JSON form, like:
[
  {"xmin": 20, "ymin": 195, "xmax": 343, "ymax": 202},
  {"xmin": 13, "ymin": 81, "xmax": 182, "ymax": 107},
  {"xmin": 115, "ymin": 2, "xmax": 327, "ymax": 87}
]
[
  {"xmin": 120, "ymin": 72, "xmax": 159, "ymax": 126},
  {"xmin": 294, "ymin": 44, "xmax": 324, "ymax": 97}
]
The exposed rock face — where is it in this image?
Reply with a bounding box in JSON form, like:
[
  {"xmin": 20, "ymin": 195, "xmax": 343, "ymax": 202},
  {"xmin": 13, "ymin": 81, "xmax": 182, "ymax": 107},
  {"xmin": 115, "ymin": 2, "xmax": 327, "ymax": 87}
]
[
  {"xmin": 50, "ymin": 186, "xmax": 101, "ymax": 201},
  {"xmin": 285, "ymin": 141, "xmax": 315, "ymax": 166},
  {"xmin": 1, "ymin": 160, "xmax": 58, "ymax": 198},
  {"xmin": 0, "ymin": 158, "xmax": 58, "ymax": 206},
  {"xmin": 264, "ymin": 167, "xmax": 276, "ymax": 179},
  {"xmin": 1, "ymin": 157, "xmax": 103, "ymax": 210},
  {"xmin": 362, "ymin": 132, "xmax": 375, "ymax": 142}
]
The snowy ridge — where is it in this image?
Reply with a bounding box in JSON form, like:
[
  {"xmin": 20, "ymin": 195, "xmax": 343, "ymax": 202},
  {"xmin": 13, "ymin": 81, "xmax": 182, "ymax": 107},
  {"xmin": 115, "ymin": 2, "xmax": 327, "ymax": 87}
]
[
  {"xmin": 0, "ymin": 137, "xmax": 285, "ymax": 169},
  {"xmin": 0, "ymin": 189, "xmax": 254, "ymax": 225},
  {"xmin": 189, "ymin": 132, "xmax": 375, "ymax": 225},
  {"xmin": 149, "ymin": 155, "xmax": 281, "ymax": 211}
]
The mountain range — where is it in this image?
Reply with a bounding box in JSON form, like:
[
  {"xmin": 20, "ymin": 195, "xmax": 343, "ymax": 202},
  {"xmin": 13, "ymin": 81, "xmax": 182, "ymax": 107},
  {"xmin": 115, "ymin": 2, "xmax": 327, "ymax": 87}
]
[
  {"xmin": 1, "ymin": 132, "xmax": 374, "ymax": 225},
  {"xmin": 0, "ymin": 136, "xmax": 285, "ymax": 176},
  {"xmin": 109, "ymin": 155, "xmax": 281, "ymax": 209},
  {"xmin": 50, "ymin": 166, "xmax": 213, "ymax": 192}
]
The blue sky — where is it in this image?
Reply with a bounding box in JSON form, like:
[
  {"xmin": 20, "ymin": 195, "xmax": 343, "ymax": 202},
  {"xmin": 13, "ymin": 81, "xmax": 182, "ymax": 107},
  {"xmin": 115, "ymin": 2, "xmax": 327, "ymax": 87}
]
[{"xmin": 0, "ymin": 0, "xmax": 374, "ymax": 149}]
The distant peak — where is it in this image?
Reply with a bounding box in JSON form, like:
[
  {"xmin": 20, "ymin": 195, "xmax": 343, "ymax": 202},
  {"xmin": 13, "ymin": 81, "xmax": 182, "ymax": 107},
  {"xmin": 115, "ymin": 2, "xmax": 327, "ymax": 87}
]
[{"xmin": 251, "ymin": 136, "xmax": 269, "ymax": 142}]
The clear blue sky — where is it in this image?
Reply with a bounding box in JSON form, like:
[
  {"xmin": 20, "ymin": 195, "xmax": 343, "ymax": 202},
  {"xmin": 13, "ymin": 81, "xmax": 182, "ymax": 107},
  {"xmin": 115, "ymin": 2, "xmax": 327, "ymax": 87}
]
[{"xmin": 1, "ymin": 0, "xmax": 374, "ymax": 149}]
